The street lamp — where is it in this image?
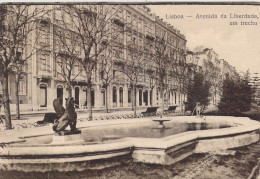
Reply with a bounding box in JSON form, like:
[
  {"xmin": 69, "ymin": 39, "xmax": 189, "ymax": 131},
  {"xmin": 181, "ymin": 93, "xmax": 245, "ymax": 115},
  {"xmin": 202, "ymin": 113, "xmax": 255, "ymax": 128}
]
[{"xmin": 249, "ymin": 73, "xmax": 260, "ymax": 106}]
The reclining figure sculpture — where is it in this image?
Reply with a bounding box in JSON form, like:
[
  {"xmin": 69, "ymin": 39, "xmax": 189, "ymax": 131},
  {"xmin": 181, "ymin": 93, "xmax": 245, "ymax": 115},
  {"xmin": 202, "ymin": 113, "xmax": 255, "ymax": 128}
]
[{"xmin": 52, "ymin": 97, "xmax": 78, "ymax": 133}]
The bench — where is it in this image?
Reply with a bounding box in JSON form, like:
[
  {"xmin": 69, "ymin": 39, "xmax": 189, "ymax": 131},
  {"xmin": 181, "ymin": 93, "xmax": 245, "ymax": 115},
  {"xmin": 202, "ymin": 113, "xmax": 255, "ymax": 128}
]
[
  {"xmin": 141, "ymin": 107, "xmax": 159, "ymax": 117},
  {"xmin": 164, "ymin": 105, "xmax": 178, "ymax": 114},
  {"xmin": 0, "ymin": 115, "xmax": 5, "ymax": 123},
  {"xmin": 37, "ymin": 112, "xmax": 58, "ymax": 124}
]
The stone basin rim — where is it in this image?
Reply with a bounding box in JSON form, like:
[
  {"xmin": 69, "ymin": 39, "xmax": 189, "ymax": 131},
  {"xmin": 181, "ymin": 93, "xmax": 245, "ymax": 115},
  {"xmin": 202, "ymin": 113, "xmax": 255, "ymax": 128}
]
[
  {"xmin": 0, "ymin": 116, "xmax": 259, "ymax": 172},
  {"xmin": 1, "ymin": 116, "xmax": 259, "ymax": 152},
  {"xmin": 5, "ymin": 115, "xmax": 258, "ymax": 146}
]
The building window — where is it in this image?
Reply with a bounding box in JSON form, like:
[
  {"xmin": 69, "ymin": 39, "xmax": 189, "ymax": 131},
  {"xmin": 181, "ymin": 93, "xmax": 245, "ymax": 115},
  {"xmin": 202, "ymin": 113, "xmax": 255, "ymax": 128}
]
[
  {"xmin": 40, "ymin": 57, "xmax": 47, "ymax": 71},
  {"xmin": 127, "ymin": 33, "xmax": 131, "ymax": 42},
  {"xmin": 40, "ymin": 84, "xmax": 47, "ymax": 107},
  {"xmin": 15, "ymin": 51, "xmax": 22, "ymax": 62},
  {"xmin": 57, "ymin": 85, "xmax": 63, "ymax": 105},
  {"xmin": 91, "ymin": 89, "xmax": 95, "ymax": 107},
  {"xmin": 18, "ymin": 76, "xmax": 26, "ymax": 95},
  {"xmin": 39, "ymin": 21, "xmax": 49, "ymax": 45},
  {"xmin": 128, "ymin": 89, "xmax": 131, "ymax": 103},
  {"xmin": 143, "ymin": 70, "xmax": 146, "ymax": 82},
  {"xmin": 133, "ymin": 37, "xmax": 136, "ymax": 44},
  {"xmin": 138, "ymin": 19, "xmax": 142, "ymax": 30},
  {"xmin": 83, "ymin": 87, "xmax": 87, "ymax": 107},
  {"xmin": 56, "ymin": 58, "xmax": 62, "ymax": 76},
  {"xmin": 101, "ymin": 89, "xmax": 105, "ymax": 106},
  {"xmin": 144, "ymin": 90, "xmax": 148, "ymax": 106},
  {"xmin": 113, "ymin": 70, "xmax": 116, "ymax": 79},
  {"xmin": 75, "ymin": 87, "xmax": 80, "ymax": 108},
  {"xmin": 150, "ymin": 89, "xmax": 153, "ymax": 105},
  {"xmin": 101, "ymin": 70, "xmax": 104, "ymax": 79},
  {"xmin": 139, "ymin": 89, "xmax": 142, "ymax": 106},
  {"xmin": 73, "ymin": 62, "xmax": 79, "ymax": 75},
  {"xmin": 40, "ymin": 54, "xmax": 48, "ymax": 72},
  {"xmin": 119, "ymin": 87, "xmax": 123, "ymax": 107},
  {"xmin": 113, "ymin": 86, "xmax": 117, "ymax": 104}
]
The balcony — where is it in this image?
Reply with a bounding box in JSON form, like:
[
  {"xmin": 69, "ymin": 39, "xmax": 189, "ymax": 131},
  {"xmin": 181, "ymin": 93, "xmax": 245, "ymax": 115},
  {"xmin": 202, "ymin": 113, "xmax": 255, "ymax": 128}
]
[
  {"xmin": 37, "ymin": 70, "xmax": 53, "ymax": 82},
  {"xmin": 146, "ymin": 34, "xmax": 155, "ymax": 41},
  {"xmin": 113, "ymin": 18, "xmax": 124, "ymax": 27}
]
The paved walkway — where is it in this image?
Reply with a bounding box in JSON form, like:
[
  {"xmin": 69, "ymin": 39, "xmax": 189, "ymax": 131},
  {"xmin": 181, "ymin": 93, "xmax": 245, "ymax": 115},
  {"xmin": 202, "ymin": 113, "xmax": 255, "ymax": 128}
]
[
  {"xmin": 0, "ymin": 109, "xmax": 148, "ymax": 142},
  {"xmin": 0, "ymin": 108, "xmax": 186, "ymax": 144},
  {"xmin": 0, "ymin": 115, "xmax": 151, "ymax": 144},
  {"xmin": 0, "ymin": 106, "xmax": 147, "ymax": 116},
  {"xmin": 1, "ymin": 109, "xmax": 146, "ymax": 126}
]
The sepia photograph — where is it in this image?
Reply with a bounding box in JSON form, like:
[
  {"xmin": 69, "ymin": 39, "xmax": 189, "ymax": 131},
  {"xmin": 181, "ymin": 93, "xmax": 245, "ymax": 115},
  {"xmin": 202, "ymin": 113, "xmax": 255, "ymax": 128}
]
[{"xmin": 0, "ymin": 2, "xmax": 259, "ymax": 178}]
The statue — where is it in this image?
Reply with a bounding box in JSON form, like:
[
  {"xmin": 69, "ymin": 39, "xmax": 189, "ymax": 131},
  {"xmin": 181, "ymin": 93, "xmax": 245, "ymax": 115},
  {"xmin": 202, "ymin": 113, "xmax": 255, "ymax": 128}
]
[
  {"xmin": 53, "ymin": 98, "xmax": 65, "ymax": 119},
  {"xmin": 194, "ymin": 102, "xmax": 204, "ymax": 116},
  {"xmin": 52, "ymin": 97, "xmax": 78, "ymax": 133},
  {"xmin": 37, "ymin": 99, "xmax": 64, "ymax": 125}
]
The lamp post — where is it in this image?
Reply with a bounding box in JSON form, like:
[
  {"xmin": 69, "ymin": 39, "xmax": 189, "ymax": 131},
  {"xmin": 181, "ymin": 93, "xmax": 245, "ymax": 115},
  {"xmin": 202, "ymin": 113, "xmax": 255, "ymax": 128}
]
[{"xmin": 249, "ymin": 73, "xmax": 260, "ymax": 108}]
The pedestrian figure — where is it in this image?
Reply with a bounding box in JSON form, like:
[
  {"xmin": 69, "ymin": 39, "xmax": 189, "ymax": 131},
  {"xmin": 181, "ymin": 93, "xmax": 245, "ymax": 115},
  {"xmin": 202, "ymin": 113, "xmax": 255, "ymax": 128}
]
[
  {"xmin": 0, "ymin": 95, "xmax": 3, "ymax": 123},
  {"xmin": 0, "ymin": 95, "xmax": 3, "ymax": 112},
  {"xmin": 192, "ymin": 102, "xmax": 204, "ymax": 117}
]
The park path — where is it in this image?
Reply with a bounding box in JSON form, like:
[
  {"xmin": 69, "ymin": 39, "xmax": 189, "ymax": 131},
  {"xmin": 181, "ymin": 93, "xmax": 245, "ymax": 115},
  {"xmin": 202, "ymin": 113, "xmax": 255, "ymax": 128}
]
[
  {"xmin": 173, "ymin": 153, "xmax": 220, "ymax": 179},
  {"xmin": 0, "ymin": 110, "xmax": 148, "ymax": 144}
]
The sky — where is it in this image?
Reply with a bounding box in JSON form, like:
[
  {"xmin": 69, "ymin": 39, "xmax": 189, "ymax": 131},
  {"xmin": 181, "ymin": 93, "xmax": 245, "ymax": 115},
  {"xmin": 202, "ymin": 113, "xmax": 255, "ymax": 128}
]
[{"xmin": 148, "ymin": 5, "xmax": 260, "ymax": 77}]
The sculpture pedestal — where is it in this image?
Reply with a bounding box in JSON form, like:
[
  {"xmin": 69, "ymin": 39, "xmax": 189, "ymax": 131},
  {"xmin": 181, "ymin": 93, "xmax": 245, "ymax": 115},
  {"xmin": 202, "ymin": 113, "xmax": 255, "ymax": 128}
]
[
  {"xmin": 153, "ymin": 119, "xmax": 170, "ymax": 128},
  {"xmin": 51, "ymin": 130, "xmax": 84, "ymax": 145}
]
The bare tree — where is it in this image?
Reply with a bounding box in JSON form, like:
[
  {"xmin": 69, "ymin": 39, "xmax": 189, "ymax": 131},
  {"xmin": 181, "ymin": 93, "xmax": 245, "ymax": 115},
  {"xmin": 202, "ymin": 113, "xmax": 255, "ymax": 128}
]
[
  {"xmin": 209, "ymin": 67, "xmax": 222, "ymax": 105},
  {"xmin": 0, "ymin": 5, "xmax": 9, "ymax": 127},
  {"xmin": 120, "ymin": 43, "xmax": 148, "ymax": 117},
  {"xmin": 53, "ymin": 23, "xmax": 83, "ymax": 98},
  {"xmin": 59, "ymin": 5, "xmax": 124, "ymax": 120},
  {"xmin": 98, "ymin": 47, "xmax": 121, "ymax": 113},
  {"xmin": 146, "ymin": 69, "xmax": 157, "ymax": 107},
  {"xmin": 0, "ymin": 5, "xmax": 47, "ymax": 128},
  {"xmin": 151, "ymin": 34, "xmax": 171, "ymax": 118},
  {"xmin": 169, "ymin": 48, "xmax": 190, "ymax": 112}
]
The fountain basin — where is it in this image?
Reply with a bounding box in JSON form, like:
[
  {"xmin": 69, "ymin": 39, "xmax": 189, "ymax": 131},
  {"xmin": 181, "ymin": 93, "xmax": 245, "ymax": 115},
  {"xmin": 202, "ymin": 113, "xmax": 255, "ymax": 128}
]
[{"xmin": 0, "ymin": 116, "xmax": 259, "ymax": 172}]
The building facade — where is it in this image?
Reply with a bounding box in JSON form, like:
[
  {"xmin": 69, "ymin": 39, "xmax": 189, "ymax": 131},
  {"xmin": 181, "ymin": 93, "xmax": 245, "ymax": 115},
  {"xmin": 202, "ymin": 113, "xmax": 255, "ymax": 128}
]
[
  {"xmin": 0, "ymin": 5, "xmax": 187, "ymax": 112},
  {"xmin": 187, "ymin": 48, "xmax": 238, "ymax": 107}
]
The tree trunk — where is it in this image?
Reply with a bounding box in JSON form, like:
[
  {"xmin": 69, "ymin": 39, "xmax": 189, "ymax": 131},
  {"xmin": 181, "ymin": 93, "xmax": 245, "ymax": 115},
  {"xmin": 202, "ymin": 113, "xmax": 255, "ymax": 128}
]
[
  {"xmin": 2, "ymin": 74, "xmax": 12, "ymax": 129},
  {"xmin": 160, "ymin": 87, "xmax": 164, "ymax": 118},
  {"xmin": 133, "ymin": 85, "xmax": 137, "ymax": 117},
  {"xmin": 131, "ymin": 86, "xmax": 134, "ymax": 111},
  {"xmin": 180, "ymin": 93, "xmax": 183, "ymax": 113},
  {"xmin": 166, "ymin": 87, "xmax": 169, "ymax": 108},
  {"xmin": 105, "ymin": 86, "xmax": 109, "ymax": 113},
  {"xmin": 87, "ymin": 77, "xmax": 93, "ymax": 120},
  {"xmin": 67, "ymin": 86, "xmax": 72, "ymax": 98},
  {"xmin": 150, "ymin": 88, "xmax": 153, "ymax": 107},
  {"xmin": 15, "ymin": 78, "xmax": 20, "ymax": 120}
]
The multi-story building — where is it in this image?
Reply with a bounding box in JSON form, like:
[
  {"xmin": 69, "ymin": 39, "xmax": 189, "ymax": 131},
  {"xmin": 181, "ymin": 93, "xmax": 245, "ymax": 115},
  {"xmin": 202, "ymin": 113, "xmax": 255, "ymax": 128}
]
[
  {"xmin": 249, "ymin": 73, "xmax": 260, "ymax": 106},
  {"xmin": 187, "ymin": 48, "xmax": 238, "ymax": 107},
  {"xmin": 0, "ymin": 5, "xmax": 187, "ymax": 112}
]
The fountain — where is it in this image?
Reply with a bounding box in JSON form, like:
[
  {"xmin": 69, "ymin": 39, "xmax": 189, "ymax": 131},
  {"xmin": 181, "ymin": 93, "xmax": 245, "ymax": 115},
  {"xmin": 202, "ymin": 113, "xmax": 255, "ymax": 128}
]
[
  {"xmin": 0, "ymin": 104, "xmax": 259, "ymax": 172},
  {"xmin": 152, "ymin": 118, "xmax": 170, "ymax": 128}
]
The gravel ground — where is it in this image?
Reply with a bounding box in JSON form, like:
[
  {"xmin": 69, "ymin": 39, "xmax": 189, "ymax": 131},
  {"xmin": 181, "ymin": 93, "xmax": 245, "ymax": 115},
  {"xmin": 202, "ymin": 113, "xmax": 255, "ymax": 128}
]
[{"xmin": 1, "ymin": 140, "xmax": 259, "ymax": 179}]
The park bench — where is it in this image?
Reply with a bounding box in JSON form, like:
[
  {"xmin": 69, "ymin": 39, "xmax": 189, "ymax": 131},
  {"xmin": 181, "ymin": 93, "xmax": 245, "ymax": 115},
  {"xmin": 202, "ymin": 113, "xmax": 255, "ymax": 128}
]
[
  {"xmin": 141, "ymin": 107, "xmax": 159, "ymax": 117},
  {"xmin": 164, "ymin": 105, "xmax": 178, "ymax": 115},
  {"xmin": 37, "ymin": 112, "xmax": 58, "ymax": 124},
  {"xmin": 0, "ymin": 115, "xmax": 5, "ymax": 123}
]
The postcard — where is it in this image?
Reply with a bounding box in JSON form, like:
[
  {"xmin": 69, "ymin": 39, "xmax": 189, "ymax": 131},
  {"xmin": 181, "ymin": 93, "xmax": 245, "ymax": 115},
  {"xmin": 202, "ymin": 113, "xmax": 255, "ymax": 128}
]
[{"xmin": 0, "ymin": 2, "xmax": 259, "ymax": 179}]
